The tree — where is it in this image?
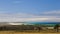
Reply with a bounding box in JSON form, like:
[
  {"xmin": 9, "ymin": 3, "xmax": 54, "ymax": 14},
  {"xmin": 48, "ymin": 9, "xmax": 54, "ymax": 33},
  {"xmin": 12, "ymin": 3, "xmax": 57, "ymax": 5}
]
[{"xmin": 54, "ymin": 24, "xmax": 59, "ymax": 32}]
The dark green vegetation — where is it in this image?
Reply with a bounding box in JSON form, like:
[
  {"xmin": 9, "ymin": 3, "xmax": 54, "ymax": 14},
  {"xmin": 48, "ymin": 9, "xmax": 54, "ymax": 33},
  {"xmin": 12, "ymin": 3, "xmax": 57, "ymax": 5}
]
[
  {"xmin": 0, "ymin": 24, "xmax": 60, "ymax": 33},
  {"xmin": 0, "ymin": 25, "xmax": 42, "ymax": 31}
]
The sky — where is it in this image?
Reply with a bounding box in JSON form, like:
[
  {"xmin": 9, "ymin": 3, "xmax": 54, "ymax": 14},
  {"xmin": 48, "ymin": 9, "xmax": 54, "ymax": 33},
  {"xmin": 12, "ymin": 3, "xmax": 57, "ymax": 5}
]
[{"xmin": 0, "ymin": 0, "xmax": 60, "ymax": 23}]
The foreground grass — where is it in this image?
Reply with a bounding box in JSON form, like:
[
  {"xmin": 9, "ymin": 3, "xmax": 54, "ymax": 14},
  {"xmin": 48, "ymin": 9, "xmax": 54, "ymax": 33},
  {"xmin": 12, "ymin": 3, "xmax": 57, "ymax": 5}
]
[
  {"xmin": 14, "ymin": 29, "xmax": 60, "ymax": 33},
  {"xmin": 0, "ymin": 29, "xmax": 60, "ymax": 34},
  {"xmin": 0, "ymin": 31, "xmax": 59, "ymax": 34}
]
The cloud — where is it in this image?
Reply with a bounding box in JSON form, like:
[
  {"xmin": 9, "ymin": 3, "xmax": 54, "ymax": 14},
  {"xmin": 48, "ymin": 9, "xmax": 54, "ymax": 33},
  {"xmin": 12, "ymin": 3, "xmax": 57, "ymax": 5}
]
[
  {"xmin": 41, "ymin": 10, "xmax": 60, "ymax": 15},
  {"xmin": 0, "ymin": 13, "xmax": 49, "ymax": 22},
  {"xmin": 0, "ymin": 10, "xmax": 60, "ymax": 22},
  {"xmin": 0, "ymin": 15, "xmax": 59, "ymax": 22}
]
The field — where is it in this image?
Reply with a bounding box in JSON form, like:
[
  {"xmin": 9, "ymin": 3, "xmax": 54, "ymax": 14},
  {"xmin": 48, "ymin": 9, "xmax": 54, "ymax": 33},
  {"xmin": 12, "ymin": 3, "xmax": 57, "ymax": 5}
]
[{"xmin": 0, "ymin": 31, "xmax": 59, "ymax": 34}]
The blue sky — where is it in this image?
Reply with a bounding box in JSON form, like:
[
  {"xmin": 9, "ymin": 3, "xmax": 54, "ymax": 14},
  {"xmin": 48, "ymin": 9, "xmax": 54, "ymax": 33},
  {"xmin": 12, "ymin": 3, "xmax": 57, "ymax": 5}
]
[{"xmin": 0, "ymin": 0, "xmax": 60, "ymax": 22}]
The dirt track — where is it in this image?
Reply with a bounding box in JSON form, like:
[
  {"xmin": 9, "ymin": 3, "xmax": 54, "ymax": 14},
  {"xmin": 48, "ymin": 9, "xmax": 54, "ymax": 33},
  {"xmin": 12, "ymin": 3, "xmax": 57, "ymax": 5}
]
[
  {"xmin": 0, "ymin": 33, "xmax": 60, "ymax": 34},
  {"xmin": 0, "ymin": 31, "xmax": 59, "ymax": 34}
]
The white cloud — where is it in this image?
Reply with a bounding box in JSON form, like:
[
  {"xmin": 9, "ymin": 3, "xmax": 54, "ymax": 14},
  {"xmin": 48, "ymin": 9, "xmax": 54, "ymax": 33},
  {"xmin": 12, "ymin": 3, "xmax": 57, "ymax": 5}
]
[
  {"xmin": 0, "ymin": 15, "xmax": 59, "ymax": 22},
  {"xmin": 0, "ymin": 10, "xmax": 60, "ymax": 22},
  {"xmin": 42, "ymin": 10, "xmax": 60, "ymax": 15}
]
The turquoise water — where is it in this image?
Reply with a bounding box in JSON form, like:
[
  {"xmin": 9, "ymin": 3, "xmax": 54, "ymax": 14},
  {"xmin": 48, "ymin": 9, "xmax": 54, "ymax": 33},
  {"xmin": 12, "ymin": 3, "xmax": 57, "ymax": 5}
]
[
  {"xmin": 24, "ymin": 22, "xmax": 60, "ymax": 27},
  {"xmin": 26, "ymin": 22, "xmax": 60, "ymax": 24}
]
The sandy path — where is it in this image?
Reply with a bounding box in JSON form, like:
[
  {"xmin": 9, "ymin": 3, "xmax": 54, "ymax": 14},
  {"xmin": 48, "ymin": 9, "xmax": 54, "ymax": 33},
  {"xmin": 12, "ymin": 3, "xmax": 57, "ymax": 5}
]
[
  {"xmin": 0, "ymin": 31, "xmax": 59, "ymax": 34},
  {"xmin": 0, "ymin": 32, "xmax": 59, "ymax": 34}
]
